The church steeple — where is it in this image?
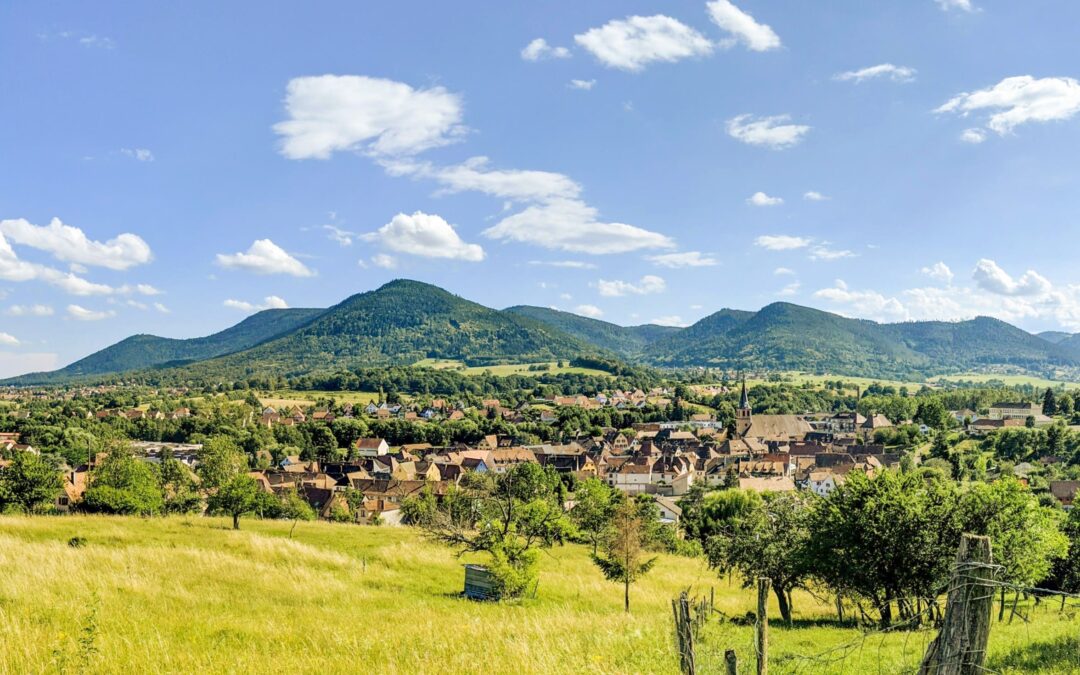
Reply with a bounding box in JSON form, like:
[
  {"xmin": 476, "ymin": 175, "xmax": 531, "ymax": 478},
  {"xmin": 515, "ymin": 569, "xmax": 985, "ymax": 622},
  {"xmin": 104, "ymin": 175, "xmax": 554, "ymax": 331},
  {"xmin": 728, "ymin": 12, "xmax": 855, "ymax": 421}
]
[
  {"xmin": 739, "ymin": 376, "xmax": 750, "ymax": 411},
  {"xmin": 736, "ymin": 374, "xmax": 753, "ymax": 438}
]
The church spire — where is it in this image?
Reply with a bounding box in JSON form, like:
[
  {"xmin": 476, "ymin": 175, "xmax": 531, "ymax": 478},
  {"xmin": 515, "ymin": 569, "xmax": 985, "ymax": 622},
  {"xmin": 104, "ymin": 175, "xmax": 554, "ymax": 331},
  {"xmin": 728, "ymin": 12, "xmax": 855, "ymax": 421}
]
[{"xmin": 739, "ymin": 375, "xmax": 750, "ymax": 411}]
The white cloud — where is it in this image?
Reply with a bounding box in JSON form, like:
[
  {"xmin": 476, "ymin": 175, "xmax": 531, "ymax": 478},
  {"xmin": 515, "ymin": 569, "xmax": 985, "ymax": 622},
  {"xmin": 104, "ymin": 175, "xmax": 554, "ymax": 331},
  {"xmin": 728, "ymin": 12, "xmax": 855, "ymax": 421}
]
[
  {"xmin": 747, "ymin": 191, "xmax": 783, "ymax": 206},
  {"xmin": 777, "ymin": 281, "xmax": 801, "ymax": 296},
  {"xmin": 921, "ymin": 262, "xmax": 954, "ymax": 284},
  {"xmin": 935, "ymin": 0, "xmax": 976, "ymax": 11},
  {"xmin": 936, "ymin": 76, "xmax": 1080, "ymax": 135},
  {"xmin": 0, "ymin": 230, "xmax": 152, "ymax": 297},
  {"xmin": 371, "ymin": 253, "xmax": 398, "ymax": 269},
  {"xmin": 574, "ymin": 15, "xmax": 713, "ymax": 72},
  {"xmin": 0, "ymin": 218, "xmax": 152, "ymax": 270},
  {"xmin": 646, "ymin": 251, "xmax": 719, "ymax": 268},
  {"xmin": 67, "ymin": 304, "xmax": 116, "ymax": 321},
  {"xmin": 774, "ymin": 267, "xmax": 796, "ymax": 276},
  {"xmin": 574, "ymin": 304, "xmax": 604, "ymax": 318},
  {"xmin": 960, "ymin": 128, "xmax": 987, "ymax": 144},
  {"xmin": 597, "ymin": 275, "xmax": 666, "ymax": 297},
  {"xmin": 274, "ymin": 75, "xmax": 466, "ymax": 159},
  {"xmin": 705, "ymin": 0, "xmax": 781, "ymax": 52},
  {"xmin": 121, "ymin": 148, "xmax": 154, "ymax": 162},
  {"xmin": 727, "ymin": 114, "xmax": 810, "ymax": 149},
  {"xmin": 528, "ymin": 260, "xmax": 598, "ymax": 269},
  {"xmin": 223, "ymin": 296, "xmax": 289, "ymax": 313},
  {"xmin": 396, "ymin": 156, "xmax": 581, "ymax": 202},
  {"xmin": 78, "ymin": 34, "xmax": 115, "ymax": 49},
  {"xmin": 153, "ymin": 302, "xmax": 170, "ymax": 314},
  {"xmin": 651, "ymin": 315, "xmax": 688, "ymax": 327},
  {"xmin": 216, "ymin": 239, "xmax": 314, "ymax": 277},
  {"xmin": 755, "ymin": 235, "xmax": 811, "ymax": 250},
  {"xmin": 521, "ymin": 38, "xmax": 571, "ymax": 61},
  {"xmin": 803, "ymin": 191, "xmax": 828, "ymax": 201},
  {"xmin": 813, "ymin": 280, "xmax": 908, "ymax": 321},
  {"xmin": 0, "ymin": 332, "xmax": 19, "ymax": 346},
  {"xmin": 6, "ymin": 304, "xmax": 54, "ymax": 316},
  {"xmin": 323, "ymin": 224, "xmax": 357, "ymax": 246},
  {"xmin": 569, "ymin": 79, "xmax": 596, "ymax": 91},
  {"xmin": 833, "ymin": 63, "xmax": 916, "ymax": 84},
  {"xmin": 809, "ymin": 245, "xmax": 856, "ymax": 262},
  {"xmin": 484, "ymin": 198, "xmax": 674, "ymax": 254},
  {"xmin": 972, "ymin": 259, "xmax": 1051, "ymax": 296},
  {"xmin": 365, "ymin": 211, "xmax": 484, "ymax": 262}
]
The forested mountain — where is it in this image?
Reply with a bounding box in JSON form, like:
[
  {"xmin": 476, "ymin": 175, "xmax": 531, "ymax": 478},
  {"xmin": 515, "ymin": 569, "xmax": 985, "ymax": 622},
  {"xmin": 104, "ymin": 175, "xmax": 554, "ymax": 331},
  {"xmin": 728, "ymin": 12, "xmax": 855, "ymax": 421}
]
[
  {"xmin": 1037, "ymin": 331, "xmax": 1074, "ymax": 345},
  {"xmin": 17, "ymin": 307, "xmax": 325, "ymax": 383},
  {"xmin": 9, "ymin": 280, "xmax": 1080, "ymax": 385},
  {"xmin": 504, "ymin": 306, "xmax": 679, "ymax": 357}
]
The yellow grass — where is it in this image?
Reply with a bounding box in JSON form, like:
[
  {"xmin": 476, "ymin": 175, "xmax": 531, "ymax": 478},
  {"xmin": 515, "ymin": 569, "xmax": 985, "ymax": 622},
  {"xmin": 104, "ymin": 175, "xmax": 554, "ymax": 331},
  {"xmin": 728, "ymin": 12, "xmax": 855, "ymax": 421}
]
[{"xmin": 0, "ymin": 516, "xmax": 1076, "ymax": 674}]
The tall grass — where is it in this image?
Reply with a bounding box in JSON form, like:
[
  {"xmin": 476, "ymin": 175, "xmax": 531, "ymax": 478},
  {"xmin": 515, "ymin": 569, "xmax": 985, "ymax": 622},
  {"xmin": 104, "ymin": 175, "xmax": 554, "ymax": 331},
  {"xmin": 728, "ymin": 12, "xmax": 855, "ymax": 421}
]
[{"xmin": 0, "ymin": 516, "xmax": 1076, "ymax": 674}]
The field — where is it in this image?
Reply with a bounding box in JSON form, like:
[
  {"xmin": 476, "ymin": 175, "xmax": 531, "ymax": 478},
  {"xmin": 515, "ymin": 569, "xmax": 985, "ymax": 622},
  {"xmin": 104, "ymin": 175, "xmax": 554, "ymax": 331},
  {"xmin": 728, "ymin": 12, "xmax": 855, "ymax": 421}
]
[
  {"xmin": 932, "ymin": 372, "xmax": 1080, "ymax": 390},
  {"xmin": 258, "ymin": 390, "xmax": 385, "ymax": 409},
  {"xmin": 1, "ymin": 516, "xmax": 1077, "ymax": 674},
  {"xmin": 413, "ymin": 359, "xmax": 611, "ymax": 377}
]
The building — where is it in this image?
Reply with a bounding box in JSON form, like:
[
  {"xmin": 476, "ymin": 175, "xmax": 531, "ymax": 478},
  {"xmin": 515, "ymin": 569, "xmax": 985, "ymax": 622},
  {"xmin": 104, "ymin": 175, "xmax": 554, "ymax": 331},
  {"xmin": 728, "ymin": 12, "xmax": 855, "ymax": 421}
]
[{"xmin": 988, "ymin": 402, "xmax": 1042, "ymax": 420}]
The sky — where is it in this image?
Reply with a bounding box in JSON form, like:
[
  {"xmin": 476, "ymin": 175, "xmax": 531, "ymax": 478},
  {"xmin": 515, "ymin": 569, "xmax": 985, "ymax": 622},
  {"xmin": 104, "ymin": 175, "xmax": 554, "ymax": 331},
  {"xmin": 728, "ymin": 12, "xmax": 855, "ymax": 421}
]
[{"xmin": 3, "ymin": 0, "xmax": 1080, "ymax": 377}]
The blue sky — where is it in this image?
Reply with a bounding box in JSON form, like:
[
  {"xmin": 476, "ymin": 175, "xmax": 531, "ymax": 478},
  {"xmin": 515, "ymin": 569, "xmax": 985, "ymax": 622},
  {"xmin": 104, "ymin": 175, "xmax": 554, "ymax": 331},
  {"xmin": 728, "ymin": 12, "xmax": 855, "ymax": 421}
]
[{"xmin": 3, "ymin": 0, "xmax": 1080, "ymax": 377}]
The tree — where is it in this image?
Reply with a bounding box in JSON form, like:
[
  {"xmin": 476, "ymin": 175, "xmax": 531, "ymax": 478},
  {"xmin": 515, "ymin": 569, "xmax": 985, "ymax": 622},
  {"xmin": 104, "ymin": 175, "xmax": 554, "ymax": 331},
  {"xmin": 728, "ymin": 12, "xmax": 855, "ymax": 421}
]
[
  {"xmin": 914, "ymin": 398, "xmax": 950, "ymax": 430},
  {"xmin": 0, "ymin": 450, "xmax": 62, "ymax": 513},
  {"xmin": 591, "ymin": 500, "xmax": 658, "ymax": 613},
  {"xmin": 570, "ymin": 478, "xmax": 616, "ymax": 554},
  {"xmin": 159, "ymin": 452, "xmax": 200, "ymax": 514},
  {"xmin": 705, "ymin": 491, "xmax": 810, "ymax": 624},
  {"xmin": 84, "ymin": 449, "xmax": 164, "ymax": 516},
  {"xmin": 208, "ymin": 475, "xmax": 261, "ymax": 530},
  {"xmin": 196, "ymin": 436, "xmax": 247, "ymax": 491},
  {"xmin": 1043, "ymin": 388, "xmax": 1057, "ymax": 416},
  {"xmin": 419, "ymin": 463, "xmax": 569, "ymax": 599}
]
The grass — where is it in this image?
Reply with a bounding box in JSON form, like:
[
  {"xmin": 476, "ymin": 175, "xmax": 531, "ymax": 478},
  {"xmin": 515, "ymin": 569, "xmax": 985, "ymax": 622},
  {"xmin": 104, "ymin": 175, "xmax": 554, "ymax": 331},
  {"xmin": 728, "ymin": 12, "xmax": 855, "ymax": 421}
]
[
  {"xmin": 258, "ymin": 390, "xmax": 384, "ymax": 409},
  {"xmin": 932, "ymin": 372, "xmax": 1080, "ymax": 390},
  {"xmin": 412, "ymin": 359, "xmax": 611, "ymax": 377},
  {"xmin": 1, "ymin": 516, "xmax": 1077, "ymax": 674}
]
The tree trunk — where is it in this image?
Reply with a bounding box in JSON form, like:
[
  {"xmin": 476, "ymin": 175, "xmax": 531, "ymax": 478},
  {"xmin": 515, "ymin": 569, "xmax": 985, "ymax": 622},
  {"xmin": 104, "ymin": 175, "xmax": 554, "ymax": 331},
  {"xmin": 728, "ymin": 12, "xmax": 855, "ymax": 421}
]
[
  {"xmin": 878, "ymin": 594, "xmax": 893, "ymax": 628},
  {"xmin": 774, "ymin": 585, "xmax": 792, "ymax": 625},
  {"xmin": 998, "ymin": 586, "xmax": 1006, "ymax": 622},
  {"xmin": 232, "ymin": 512, "xmax": 240, "ymax": 530},
  {"xmin": 624, "ymin": 576, "xmax": 630, "ymax": 613}
]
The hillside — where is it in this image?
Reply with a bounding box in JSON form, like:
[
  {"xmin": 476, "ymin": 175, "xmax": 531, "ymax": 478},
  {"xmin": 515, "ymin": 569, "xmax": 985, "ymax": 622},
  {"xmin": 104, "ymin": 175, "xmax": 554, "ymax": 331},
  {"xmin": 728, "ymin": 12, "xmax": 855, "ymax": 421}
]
[
  {"xmin": 1, "ymin": 515, "xmax": 1073, "ymax": 674},
  {"xmin": 12, "ymin": 307, "xmax": 325, "ymax": 383},
  {"xmin": 504, "ymin": 305, "xmax": 679, "ymax": 357},
  {"xmin": 1038, "ymin": 331, "xmax": 1074, "ymax": 345},
  {"xmin": 177, "ymin": 280, "xmax": 604, "ymax": 378}
]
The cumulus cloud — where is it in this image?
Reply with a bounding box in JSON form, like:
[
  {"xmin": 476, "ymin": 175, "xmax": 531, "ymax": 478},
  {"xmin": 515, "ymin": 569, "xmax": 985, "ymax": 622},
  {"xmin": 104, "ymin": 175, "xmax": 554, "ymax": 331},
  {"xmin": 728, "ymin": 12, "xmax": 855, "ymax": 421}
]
[
  {"xmin": 777, "ymin": 281, "xmax": 801, "ymax": 296},
  {"xmin": 747, "ymin": 191, "xmax": 783, "ymax": 206},
  {"xmin": 0, "ymin": 231, "xmax": 149, "ymax": 297},
  {"xmin": 936, "ymin": 76, "xmax": 1080, "ymax": 135},
  {"xmin": 972, "ymin": 259, "xmax": 1051, "ymax": 296},
  {"xmin": 833, "ymin": 63, "xmax": 916, "ymax": 84},
  {"xmin": 484, "ymin": 198, "xmax": 674, "ymax": 254},
  {"xmin": 121, "ymin": 148, "xmax": 154, "ymax": 162},
  {"xmin": 521, "ymin": 38, "xmax": 571, "ymax": 61},
  {"xmin": 574, "ymin": 304, "xmax": 604, "ymax": 318},
  {"xmin": 364, "ymin": 211, "xmax": 484, "ymax": 262},
  {"xmin": 809, "ymin": 245, "xmax": 856, "ymax": 261},
  {"xmin": 754, "ymin": 235, "xmax": 812, "ymax": 250},
  {"xmin": 0, "ymin": 332, "xmax": 19, "ymax": 346},
  {"xmin": 814, "ymin": 280, "xmax": 908, "ymax": 321},
  {"xmin": 727, "ymin": 114, "xmax": 810, "ymax": 149},
  {"xmin": 935, "ymin": 0, "xmax": 976, "ymax": 11},
  {"xmin": 370, "ymin": 253, "xmax": 398, "ymax": 269},
  {"xmin": 323, "ymin": 224, "xmax": 357, "ymax": 246},
  {"xmin": 597, "ymin": 275, "xmax": 666, "ymax": 297},
  {"xmin": 569, "ymin": 79, "xmax": 596, "ymax": 91},
  {"xmin": 574, "ymin": 15, "xmax": 713, "ymax": 72},
  {"xmin": 706, "ymin": 0, "xmax": 781, "ymax": 52},
  {"xmin": 651, "ymin": 315, "xmax": 688, "ymax": 327},
  {"xmin": 528, "ymin": 260, "xmax": 598, "ymax": 269},
  {"xmin": 774, "ymin": 267, "xmax": 796, "ymax": 276},
  {"xmin": 274, "ymin": 75, "xmax": 466, "ymax": 159},
  {"xmin": 960, "ymin": 128, "xmax": 987, "ymax": 144},
  {"xmin": 646, "ymin": 251, "xmax": 719, "ymax": 268},
  {"xmin": 803, "ymin": 191, "xmax": 828, "ymax": 201},
  {"xmin": 6, "ymin": 304, "xmax": 54, "ymax": 316},
  {"xmin": 0, "ymin": 218, "xmax": 152, "ymax": 270},
  {"xmin": 67, "ymin": 304, "xmax": 116, "ymax": 321},
  {"xmin": 216, "ymin": 239, "xmax": 314, "ymax": 277},
  {"xmin": 223, "ymin": 296, "xmax": 289, "ymax": 313},
  {"xmin": 921, "ymin": 262, "xmax": 954, "ymax": 284}
]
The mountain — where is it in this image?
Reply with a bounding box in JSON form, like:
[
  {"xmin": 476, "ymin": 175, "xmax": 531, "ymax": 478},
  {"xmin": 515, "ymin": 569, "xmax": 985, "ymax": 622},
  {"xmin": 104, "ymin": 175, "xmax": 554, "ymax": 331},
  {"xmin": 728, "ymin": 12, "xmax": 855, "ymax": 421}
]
[
  {"xmin": 504, "ymin": 306, "xmax": 679, "ymax": 357},
  {"xmin": 16, "ymin": 307, "xmax": 325, "ymax": 383},
  {"xmin": 9, "ymin": 280, "xmax": 1080, "ymax": 385},
  {"xmin": 1038, "ymin": 331, "xmax": 1074, "ymax": 345},
  {"xmin": 166, "ymin": 280, "xmax": 603, "ymax": 379}
]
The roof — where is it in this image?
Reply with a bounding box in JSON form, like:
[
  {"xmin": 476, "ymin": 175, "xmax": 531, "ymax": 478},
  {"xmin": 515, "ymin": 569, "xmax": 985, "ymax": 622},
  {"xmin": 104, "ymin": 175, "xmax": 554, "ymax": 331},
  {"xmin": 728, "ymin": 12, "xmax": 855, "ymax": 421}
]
[
  {"xmin": 744, "ymin": 415, "xmax": 813, "ymax": 441},
  {"xmin": 738, "ymin": 476, "xmax": 796, "ymax": 493}
]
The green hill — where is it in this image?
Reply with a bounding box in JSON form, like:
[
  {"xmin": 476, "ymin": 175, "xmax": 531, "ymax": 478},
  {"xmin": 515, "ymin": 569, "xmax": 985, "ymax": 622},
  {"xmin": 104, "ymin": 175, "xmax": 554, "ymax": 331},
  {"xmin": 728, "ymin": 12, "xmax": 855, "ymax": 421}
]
[
  {"xmin": 10, "ymin": 307, "xmax": 325, "ymax": 384},
  {"xmin": 1037, "ymin": 330, "xmax": 1074, "ymax": 345},
  {"xmin": 504, "ymin": 305, "xmax": 679, "ymax": 357},
  {"xmin": 178, "ymin": 280, "xmax": 604, "ymax": 378}
]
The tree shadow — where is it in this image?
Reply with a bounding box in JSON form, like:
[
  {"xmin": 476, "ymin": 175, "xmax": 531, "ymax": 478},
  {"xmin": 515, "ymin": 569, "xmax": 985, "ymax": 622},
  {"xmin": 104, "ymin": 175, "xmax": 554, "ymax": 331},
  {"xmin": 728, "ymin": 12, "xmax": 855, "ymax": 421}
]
[{"xmin": 987, "ymin": 635, "xmax": 1080, "ymax": 672}]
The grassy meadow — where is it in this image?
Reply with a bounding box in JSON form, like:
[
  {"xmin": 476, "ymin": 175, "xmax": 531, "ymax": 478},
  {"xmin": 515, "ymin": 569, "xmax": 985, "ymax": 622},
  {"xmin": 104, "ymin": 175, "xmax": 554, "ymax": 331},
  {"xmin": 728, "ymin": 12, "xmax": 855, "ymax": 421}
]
[
  {"xmin": 1, "ymin": 516, "xmax": 1077, "ymax": 674},
  {"xmin": 413, "ymin": 358, "xmax": 612, "ymax": 377}
]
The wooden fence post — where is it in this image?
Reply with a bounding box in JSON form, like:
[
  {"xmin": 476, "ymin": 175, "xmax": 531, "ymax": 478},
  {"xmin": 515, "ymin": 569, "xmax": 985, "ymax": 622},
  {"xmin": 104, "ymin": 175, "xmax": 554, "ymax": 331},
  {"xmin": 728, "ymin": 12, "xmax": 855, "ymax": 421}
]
[
  {"xmin": 673, "ymin": 591, "xmax": 696, "ymax": 675},
  {"xmin": 918, "ymin": 534, "xmax": 995, "ymax": 675},
  {"xmin": 757, "ymin": 577, "xmax": 770, "ymax": 675},
  {"xmin": 725, "ymin": 648, "xmax": 738, "ymax": 675}
]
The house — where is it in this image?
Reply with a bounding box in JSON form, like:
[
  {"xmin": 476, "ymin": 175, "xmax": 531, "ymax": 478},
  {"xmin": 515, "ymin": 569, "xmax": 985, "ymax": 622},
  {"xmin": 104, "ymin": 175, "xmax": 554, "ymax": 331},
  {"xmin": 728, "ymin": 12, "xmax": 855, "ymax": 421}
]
[
  {"xmin": 737, "ymin": 476, "xmax": 796, "ymax": 493},
  {"xmin": 491, "ymin": 447, "xmax": 537, "ymax": 473},
  {"xmin": 653, "ymin": 495, "xmax": 683, "ymax": 524},
  {"xmin": 988, "ymin": 402, "xmax": 1042, "ymax": 420},
  {"xmin": 1049, "ymin": 480, "xmax": 1080, "ymax": 509},
  {"xmin": 805, "ymin": 470, "xmax": 843, "ymax": 497},
  {"xmin": 355, "ymin": 438, "xmax": 390, "ymax": 457}
]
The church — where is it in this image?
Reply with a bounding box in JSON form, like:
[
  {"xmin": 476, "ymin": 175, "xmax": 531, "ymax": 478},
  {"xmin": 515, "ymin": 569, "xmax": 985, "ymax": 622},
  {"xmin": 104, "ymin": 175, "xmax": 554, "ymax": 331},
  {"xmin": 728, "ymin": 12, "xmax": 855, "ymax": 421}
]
[{"xmin": 735, "ymin": 378, "xmax": 813, "ymax": 442}]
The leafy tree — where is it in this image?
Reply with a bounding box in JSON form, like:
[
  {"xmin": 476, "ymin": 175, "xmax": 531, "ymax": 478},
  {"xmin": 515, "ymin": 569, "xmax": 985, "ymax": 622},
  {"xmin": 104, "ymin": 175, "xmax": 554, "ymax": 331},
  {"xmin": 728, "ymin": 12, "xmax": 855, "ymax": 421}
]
[
  {"xmin": 914, "ymin": 399, "xmax": 951, "ymax": 430},
  {"xmin": 196, "ymin": 436, "xmax": 247, "ymax": 491},
  {"xmin": 0, "ymin": 450, "xmax": 62, "ymax": 513},
  {"xmin": 570, "ymin": 477, "xmax": 617, "ymax": 554},
  {"xmin": 682, "ymin": 487, "xmax": 761, "ymax": 543},
  {"xmin": 84, "ymin": 450, "xmax": 164, "ymax": 516},
  {"xmin": 591, "ymin": 500, "xmax": 658, "ymax": 613},
  {"xmin": 159, "ymin": 452, "xmax": 200, "ymax": 514},
  {"xmin": 208, "ymin": 475, "xmax": 261, "ymax": 530},
  {"xmin": 705, "ymin": 491, "xmax": 810, "ymax": 624},
  {"xmin": 1043, "ymin": 388, "xmax": 1057, "ymax": 416}
]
